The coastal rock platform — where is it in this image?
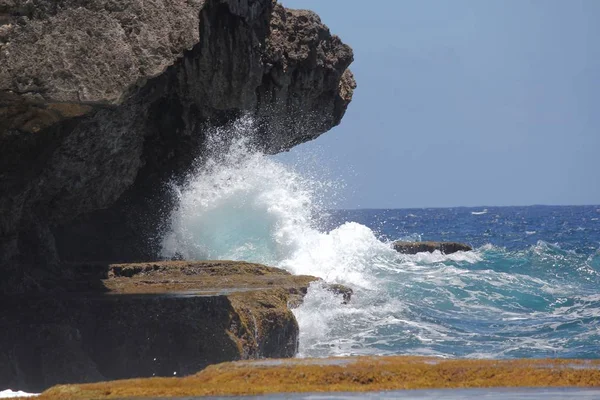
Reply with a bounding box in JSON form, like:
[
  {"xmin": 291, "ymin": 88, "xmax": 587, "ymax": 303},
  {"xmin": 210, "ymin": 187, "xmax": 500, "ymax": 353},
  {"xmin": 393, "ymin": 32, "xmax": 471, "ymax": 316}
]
[
  {"xmin": 38, "ymin": 356, "xmax": 600, "ymax": 399},
  {"xmin": 0, "ymin": 0, "xmax": 355, "ymax": 294},
  {"xmin": 0, "ymin": 261, "xmax": 348, "ymax": 392}
]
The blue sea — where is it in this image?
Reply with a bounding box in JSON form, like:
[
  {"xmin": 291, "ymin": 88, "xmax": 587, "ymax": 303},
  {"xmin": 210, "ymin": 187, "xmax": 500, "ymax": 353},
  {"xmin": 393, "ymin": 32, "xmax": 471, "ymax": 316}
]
[
  {"xmin": 159, "ymin": 118, "xmax": 600, "ymax": 361},
  {"xmin": 307, "ymin": 205, "xmax": 600, "ymax": 359}
]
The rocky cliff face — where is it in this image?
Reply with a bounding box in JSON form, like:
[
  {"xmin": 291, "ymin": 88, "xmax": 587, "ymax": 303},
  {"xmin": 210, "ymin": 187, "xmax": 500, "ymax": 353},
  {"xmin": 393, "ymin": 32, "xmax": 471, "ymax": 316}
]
[
  {"xmin": 0, "ymin": 0, "xmax": 355, "ymax": 292},
  {"xmin": 0, "ymin": 261, "xmax": 332, "ymax": 391}
]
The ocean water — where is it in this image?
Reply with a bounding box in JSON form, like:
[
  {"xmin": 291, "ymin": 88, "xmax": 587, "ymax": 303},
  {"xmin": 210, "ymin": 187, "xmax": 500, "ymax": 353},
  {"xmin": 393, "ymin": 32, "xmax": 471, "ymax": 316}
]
[{"xmin": 161, "ymin": 117, "xmax": 600, "ymax": 360}]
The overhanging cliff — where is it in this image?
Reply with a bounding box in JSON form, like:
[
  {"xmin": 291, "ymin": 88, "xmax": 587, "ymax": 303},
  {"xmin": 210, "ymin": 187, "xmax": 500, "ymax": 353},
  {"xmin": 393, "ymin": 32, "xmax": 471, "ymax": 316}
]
[{"xmin": 0, "ymin": 0, "xmax": 355, "ymax": 292}]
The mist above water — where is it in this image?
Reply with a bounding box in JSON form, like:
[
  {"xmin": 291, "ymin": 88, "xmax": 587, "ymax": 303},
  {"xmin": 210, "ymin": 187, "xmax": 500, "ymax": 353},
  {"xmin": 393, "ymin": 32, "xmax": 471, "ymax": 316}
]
[{"xmin": 161, "ymin": 117, "xmax": 600, "ymax": 359}]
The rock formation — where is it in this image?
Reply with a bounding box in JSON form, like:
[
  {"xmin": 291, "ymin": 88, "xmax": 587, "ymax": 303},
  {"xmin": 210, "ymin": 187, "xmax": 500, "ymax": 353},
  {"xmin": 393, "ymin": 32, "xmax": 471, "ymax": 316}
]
[
  {"xmin": 0, "ymin": 0, "xmax": 355, "ymax": 293},
  {"xmin": 0, "ymin": 260, "xmax": 351, "ymax": 392},
  {"xmin": 393, "ymin": 241, "xmax": 473, "ymax": 255}
]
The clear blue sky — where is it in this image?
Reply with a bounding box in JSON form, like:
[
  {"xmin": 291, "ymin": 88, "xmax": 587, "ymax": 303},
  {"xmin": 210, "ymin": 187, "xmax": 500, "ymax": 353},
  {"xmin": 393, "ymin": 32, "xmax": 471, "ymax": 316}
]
[{"xmin": 275, "ymin": 0, "xmax": 600, "ymax": 209}]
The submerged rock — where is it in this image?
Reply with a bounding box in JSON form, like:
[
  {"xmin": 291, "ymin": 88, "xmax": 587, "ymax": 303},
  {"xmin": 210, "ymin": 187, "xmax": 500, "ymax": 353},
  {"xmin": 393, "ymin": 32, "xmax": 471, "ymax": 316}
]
[
  {"xmin": 0, "ymin": 260, "xmax": 351, "ymax": 392},
  {"xmin": 0, "ymin": 0, "xmax": 355, "ymax": 293},
  {"xmin": 393, "ymin": 241, "xmax": 473, "ymax": 254}
]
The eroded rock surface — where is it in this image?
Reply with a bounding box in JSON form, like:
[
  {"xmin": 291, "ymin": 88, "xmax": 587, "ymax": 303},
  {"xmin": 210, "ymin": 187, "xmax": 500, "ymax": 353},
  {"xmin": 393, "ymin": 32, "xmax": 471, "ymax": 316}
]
[
  {"xmin": 0, "ymin": 0, "xmax": 355, "ymax": 292},
  {"xmin": 0, "ymin": 260, "xmax": 351, "ymax": 392}
]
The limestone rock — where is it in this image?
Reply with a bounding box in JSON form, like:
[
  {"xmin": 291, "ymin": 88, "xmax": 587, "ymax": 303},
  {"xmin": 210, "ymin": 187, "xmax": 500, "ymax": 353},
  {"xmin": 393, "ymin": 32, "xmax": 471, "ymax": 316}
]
[
  {"xmin": 0, "ymin": 0, "xmax": 355, "ymax": 292},
  {"xmin": 393, "ymin": 241, "xmax": 473, "ymax": 255}
]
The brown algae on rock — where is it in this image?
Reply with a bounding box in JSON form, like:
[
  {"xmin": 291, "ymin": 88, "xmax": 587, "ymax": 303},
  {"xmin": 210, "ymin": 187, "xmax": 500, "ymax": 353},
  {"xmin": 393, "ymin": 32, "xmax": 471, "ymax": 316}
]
[{"xmin": 38, "ymin": 356, "xmax": 600, "ymax": 399}]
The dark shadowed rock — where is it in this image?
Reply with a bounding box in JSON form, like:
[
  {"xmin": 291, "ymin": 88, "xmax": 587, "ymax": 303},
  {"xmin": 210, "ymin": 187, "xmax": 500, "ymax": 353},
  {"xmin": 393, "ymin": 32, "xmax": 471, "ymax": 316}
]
[
  {"xmin": 0, "ymin": 0, "xmax": 355, "ymax": 292},
  {"xmin": 0, "ymin": 260, "xmax": 352, "ymax": 392},
  {"xmin": 393, "ymin": 241, "xmax": 473, "ymax": 255}
]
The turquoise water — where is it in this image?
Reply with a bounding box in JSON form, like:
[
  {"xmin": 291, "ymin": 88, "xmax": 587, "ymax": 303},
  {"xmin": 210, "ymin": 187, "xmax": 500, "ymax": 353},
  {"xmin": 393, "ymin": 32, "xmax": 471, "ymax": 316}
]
[{"xmin": 160, "ymin": 119, "xmax": 600, "ymax": 360}]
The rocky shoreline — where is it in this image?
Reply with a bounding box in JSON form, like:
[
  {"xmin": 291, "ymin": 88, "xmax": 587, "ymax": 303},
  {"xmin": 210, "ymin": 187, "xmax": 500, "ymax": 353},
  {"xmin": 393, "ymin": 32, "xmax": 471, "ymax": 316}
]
[
  {"xmin": 3, "ymin": 1, "xmax": 597, "ymax": 398},
  {"xmin": 0, "ymin": 260, "xmax": 350, "ymax": 392}
]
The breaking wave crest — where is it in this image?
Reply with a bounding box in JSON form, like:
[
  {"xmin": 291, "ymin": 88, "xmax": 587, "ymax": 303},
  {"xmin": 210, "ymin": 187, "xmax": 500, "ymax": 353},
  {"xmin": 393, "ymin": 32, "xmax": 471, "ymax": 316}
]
[{"xmin": 161, "ymin": 118, "xmax": 600, "ymax": 360}]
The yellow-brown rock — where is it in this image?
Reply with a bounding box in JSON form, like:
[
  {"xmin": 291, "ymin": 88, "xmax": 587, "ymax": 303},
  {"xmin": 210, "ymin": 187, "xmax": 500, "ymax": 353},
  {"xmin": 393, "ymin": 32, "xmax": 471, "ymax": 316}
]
[
  {"xmin": 0, "ymin": 261, "xmax": 348, "ymax": 393},
  {"xmin": 38, "ymin": 356, "xmax": 600, "ymax": 399}
]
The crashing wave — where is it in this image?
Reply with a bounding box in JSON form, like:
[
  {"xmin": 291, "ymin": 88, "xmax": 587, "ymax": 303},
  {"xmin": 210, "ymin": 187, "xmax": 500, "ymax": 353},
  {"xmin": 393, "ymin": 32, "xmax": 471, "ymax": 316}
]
[{"xmin": 160, "ymin": 118, "xmax": 600, "ymax": 360}]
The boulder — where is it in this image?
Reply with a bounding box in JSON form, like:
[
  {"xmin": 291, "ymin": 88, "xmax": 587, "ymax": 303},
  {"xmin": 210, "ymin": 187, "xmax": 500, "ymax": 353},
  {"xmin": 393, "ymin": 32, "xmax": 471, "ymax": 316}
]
[
  {"xmin": 0, "ymin": 0, "xmax": 355, "ymax": 293},
  {"xmin": 0, "ymin": 260, "xmax": 352, "ymax": 392},
  {"xmin": 393, "ymin": 241, "xmax": 473, "ymax": 255}
]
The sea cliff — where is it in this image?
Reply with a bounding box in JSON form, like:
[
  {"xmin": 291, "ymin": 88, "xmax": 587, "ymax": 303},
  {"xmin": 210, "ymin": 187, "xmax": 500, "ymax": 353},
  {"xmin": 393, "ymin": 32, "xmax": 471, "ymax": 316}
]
[
  {"xmin": 0, "ymin": 0, "xmax": 354, "ymax": 392},
  {"xmin": 0, "ymin": 0, "xmax": 355, "ymax": 293}
]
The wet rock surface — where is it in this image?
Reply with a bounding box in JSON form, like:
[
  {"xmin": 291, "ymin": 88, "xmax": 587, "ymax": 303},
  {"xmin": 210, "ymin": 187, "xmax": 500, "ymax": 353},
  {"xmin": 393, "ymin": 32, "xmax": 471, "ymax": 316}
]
[
  {"xmin": 0, "ymin": 0, "xmax": 355, "ymax": 293},
  {"xmin": 38, "ymin": 356, "xmax": 600, "ymax": 399},
  {"xmin": 0, "ymin": 261, "xmax": 350, "ymax": 392},
  {"xmin": 393, "ymin": 241, "xmax": 473, "ymax": 255}
]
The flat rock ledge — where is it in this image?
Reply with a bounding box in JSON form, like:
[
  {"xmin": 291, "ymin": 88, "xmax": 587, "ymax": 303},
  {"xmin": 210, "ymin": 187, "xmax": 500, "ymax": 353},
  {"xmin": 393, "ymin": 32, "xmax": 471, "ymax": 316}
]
[
  {"xmin": 0, "ymin": 261, "xmax": 351, "ymax": 392},
  {"xmin": 393, "ymin": 241, "xmax": 473, "ymax": 255},
  {"xmin": 39, "ymin": 356, "xmax": 600, "ymax": 399}
]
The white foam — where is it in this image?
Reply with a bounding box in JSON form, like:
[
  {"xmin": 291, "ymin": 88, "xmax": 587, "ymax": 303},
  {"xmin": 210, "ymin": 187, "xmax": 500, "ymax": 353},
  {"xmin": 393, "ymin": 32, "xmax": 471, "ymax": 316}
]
[
  {"xmin": 159, "ymin": 117, "xmax": 598, "ymax": 360},
  {"xmin": 471, "ymin": 209, "xmax": 488, "ymax": 215},
  {"xmin": 161, "ymin": 117, "xmax": 323, "ymax": 266},
  {"xmin": 0, "ymin": 390, "xmax": 38, "ymax": 398},
  {"xmin": 396, "ymin": 249, "xmax": 482, "ymax": 265},
  {"xmin": 160, "ymin": 117, "xmax": 391, "ymax": 289}
]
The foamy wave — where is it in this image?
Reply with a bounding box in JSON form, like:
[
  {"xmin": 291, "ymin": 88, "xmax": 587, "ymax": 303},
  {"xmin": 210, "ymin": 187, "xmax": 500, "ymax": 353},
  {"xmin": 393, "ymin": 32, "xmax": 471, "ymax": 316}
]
[
  {"xmin": 160, "ymin": 117, "xmax": 600, "ymax": 360},
  {"xmin": 162, "ymin": 117, "xmax": 320, "ymax": 266},
  {"xmin": 160, "ymin": 117, "xmax": 387, "ymax": 288},
  {"xmin": 396, "ymin": 249, "xmax": 482, "ymax": 265},
  {"xmin": 294, "ymin": 282, "xmax": 408, "ymax": 357},
  {"xmin": 396, "ymin": 233, "xmax": 422, "ymax": 242},
  {"xmin": 279, "ymin": 222, "xmax": 395, "ymax": 288},
  {"xmin": 530, "ymin": 240, "xmax": 565, "ymax": 255}
]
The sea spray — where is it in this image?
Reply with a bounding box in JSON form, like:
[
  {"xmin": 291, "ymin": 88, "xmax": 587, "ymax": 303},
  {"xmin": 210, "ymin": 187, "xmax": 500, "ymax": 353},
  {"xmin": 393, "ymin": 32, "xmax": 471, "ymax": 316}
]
[
  {"xmin": 161, "ymin": 118, "xmax": 600, "ymax": 360},
  {"xmin": 161, "ymin": 116, "xmax": 325, "ymax": 266},
  {"xmin": 160, "ymin": 117, "xmax": 376, "ymax": 286}
]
